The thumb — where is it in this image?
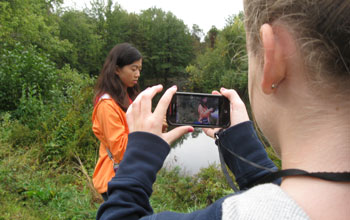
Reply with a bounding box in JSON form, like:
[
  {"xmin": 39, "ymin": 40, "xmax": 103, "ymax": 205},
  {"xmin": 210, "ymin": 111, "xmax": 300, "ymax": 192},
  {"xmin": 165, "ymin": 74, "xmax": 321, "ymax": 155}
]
[
  {"xmin": 202, "ymin": 128, "xmax": 215, "ymax": 138},
  {"xmin": 202, "ymin": 127, "xmax": 221, "ymax": 139},
  {"xmin": 163, "ymin": 126, "xmax": 194, "ymax": 144}
]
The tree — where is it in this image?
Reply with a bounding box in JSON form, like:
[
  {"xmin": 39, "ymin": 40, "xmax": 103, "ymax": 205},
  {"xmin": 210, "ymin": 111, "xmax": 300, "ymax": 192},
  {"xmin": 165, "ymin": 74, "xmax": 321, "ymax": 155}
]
[
  {"xmin": 59, "ymin": 10, "xmax": 103, "ymax": 75},
  {"xmin": 85, "ymin": 0, "xmax": 143, "ymax": 75},
  {"xmin": 191, "ymin": 24, "xmax": 204, "ymax": 42},
  {"xmin": 191, "ymin": 24, "xmax": 205, "ymax": 55},
  {"xmin": 0, "ymin": 0, "xmax": 72, "ymax": 65},
  {"xmin": 187, "ymin": 13, "xmax": 248, "ymax": 98},
  {"xmin": 103, "ymin": 3, "xmax": 141, "ymax": 52},
  {"xmin": 137, "ymin": 7, "xmax": 194, "ymax": 85},
  {"xmin": 206, "ymin": 26, "xmax": 219, "ymax": 48}
]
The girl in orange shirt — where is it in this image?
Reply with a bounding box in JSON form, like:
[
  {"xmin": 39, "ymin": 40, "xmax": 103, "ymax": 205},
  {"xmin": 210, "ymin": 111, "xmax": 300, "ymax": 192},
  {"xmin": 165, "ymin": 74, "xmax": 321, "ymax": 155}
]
[{"xmin": 92, "ymin": 43, "xmax": 142, "ymax": 200}]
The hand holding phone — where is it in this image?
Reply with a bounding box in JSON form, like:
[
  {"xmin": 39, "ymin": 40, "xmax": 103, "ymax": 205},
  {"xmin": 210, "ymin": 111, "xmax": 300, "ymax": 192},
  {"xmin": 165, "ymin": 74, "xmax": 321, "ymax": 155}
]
[
  {"xmin": 166, "ymin": 92, "xmax": 231, "ymax": 128},
  {"xmin": 202, "ymin": 88, "xmax": 250, "ymax": 138},
  {"xmin": 126, "ymin": 85, "xmax": 193, "ymax": 144}
]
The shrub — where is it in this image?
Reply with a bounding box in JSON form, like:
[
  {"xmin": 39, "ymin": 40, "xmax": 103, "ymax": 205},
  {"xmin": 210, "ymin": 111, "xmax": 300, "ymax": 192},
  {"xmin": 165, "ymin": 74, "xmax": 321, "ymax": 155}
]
[
  {"xmin": 31, "ymin": 66, "xmax": 98, "ymax": 168},
  {"xmin": 1, "ymin": 62, "xmax": 98, "ymax": 169},
  {"xmin": 187, "ymin": 13, "xmax": 248, "ymax": 97},
  {"xmin": 0, "ymin": 43, "xmax": 58, "ymax": 112},
  {"xmin": 151, "ymin": 164, "xmax": 234, "ymax": 212}
]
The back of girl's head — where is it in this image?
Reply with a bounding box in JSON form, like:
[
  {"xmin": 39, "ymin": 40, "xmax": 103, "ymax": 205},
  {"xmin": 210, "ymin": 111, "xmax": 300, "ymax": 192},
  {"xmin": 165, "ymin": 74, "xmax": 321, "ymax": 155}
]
[
  {"xmin": 95, "ymin": 43, "xmax": 142, "ymax": 111},
  {"xmin": 244, "ymin": 0, "xmax": 350, "ymax": 97}
]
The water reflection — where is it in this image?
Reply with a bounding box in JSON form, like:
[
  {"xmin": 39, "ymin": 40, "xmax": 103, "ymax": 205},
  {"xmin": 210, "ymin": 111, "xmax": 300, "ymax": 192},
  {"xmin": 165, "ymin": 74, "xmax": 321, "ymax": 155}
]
[{"xmin": 164, "ymin": 129, "xmax": 220, "ymax": 175}]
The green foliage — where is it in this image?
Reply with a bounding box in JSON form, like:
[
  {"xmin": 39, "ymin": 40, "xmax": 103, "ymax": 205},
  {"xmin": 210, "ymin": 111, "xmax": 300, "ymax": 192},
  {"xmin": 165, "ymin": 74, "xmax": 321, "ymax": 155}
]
[
  {"xmin": 138, "ymin": 7, "xmax": 194, "ymax": 85},
  {"xmin": 0, "ymin": 113, "xmax": 11, "ymax": 144},
  {"xmin": 58, "ymin": 10, "xmax": 103, "ymax": 74},
  {"xmin": 151, "ymin": 165, "xmax": 234, "ymax": 212},
  {"xmin": 1, "ymin": 62, "xmax": 97, "ymax": 168},
  {"xmin": 0, "ymin": 135, "xmax": 235, "ymax": 219},
  {"xmin": 187, "ymin": 13, "xmax": 248, "ymax": 97},
  {"xmin": 38, "ymin": 66, "xmax": 97, "ymax": 167},
  {"xmin": 57, "ymin": 2, "xmax": 195, "ymax": 84},
  {"xmin": 15, "ymin": 86, "xmax": 45, "ymax": 127},
  {"xmin": 190, "ymin": 24, "xmax": 205, "ymax": 55},
  {"xmin": 205, "ymin": 26, "xmax": 220, "ymax": 48},
  {"xmin": 0, "ymin": 142, "xmax": 98, "ymax": 220},
  {"xmin": 0, "ymin": 0, "xmax": 73, "ymax": 65},
  {"xmin": 102, "ymin": 2, "xmax": 140, "ymax": 51},
  {"xmin": 0, "ymin": 65, "xmax": 100, "ymax": 218},
  {"xmin": 6, "ymin": 121, "xmax": 38, "ymax": 149},
  {"xmin": 0, "ymin": 43, "xmax": 58, "ymax": 111}
]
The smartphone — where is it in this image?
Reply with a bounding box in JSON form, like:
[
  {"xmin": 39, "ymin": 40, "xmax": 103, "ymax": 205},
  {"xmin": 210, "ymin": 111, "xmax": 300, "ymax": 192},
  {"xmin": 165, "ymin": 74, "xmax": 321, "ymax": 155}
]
[{"xmin": 167, "ymin": 92, "xmax": 230, "ymax": 128}]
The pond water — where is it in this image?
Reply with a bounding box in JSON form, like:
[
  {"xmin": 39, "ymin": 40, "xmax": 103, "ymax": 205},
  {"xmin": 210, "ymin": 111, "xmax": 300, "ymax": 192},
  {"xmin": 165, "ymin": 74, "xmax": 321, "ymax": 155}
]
[{"xmin": 163, "ymin": 129, "xmax": 221, "ymax": 175}]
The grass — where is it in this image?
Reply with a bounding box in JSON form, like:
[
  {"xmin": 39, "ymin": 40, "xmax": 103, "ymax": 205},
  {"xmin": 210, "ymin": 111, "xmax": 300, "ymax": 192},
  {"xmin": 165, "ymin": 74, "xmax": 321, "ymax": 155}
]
[
  {"xmin": 0, "ymin": 111, "xmax": 281, "ymax": 219},
  {"xmin": 0, "ymin": 138, "xmax": 236, "ymax": 219},
  {"xmin": 0, "ymin": 141, "xmax": 99, "ymax": 220}
]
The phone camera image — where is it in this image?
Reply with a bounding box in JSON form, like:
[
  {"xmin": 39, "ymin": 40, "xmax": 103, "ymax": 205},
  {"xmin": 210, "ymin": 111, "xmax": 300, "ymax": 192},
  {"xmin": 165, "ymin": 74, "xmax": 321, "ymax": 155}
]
[
  {"xmin": 167, "ymin": 92, "xmax": 230, "ymax": 128},
  {"xmin": 177, "ymin": 95, "xmax": 218, "ymax": 125}
]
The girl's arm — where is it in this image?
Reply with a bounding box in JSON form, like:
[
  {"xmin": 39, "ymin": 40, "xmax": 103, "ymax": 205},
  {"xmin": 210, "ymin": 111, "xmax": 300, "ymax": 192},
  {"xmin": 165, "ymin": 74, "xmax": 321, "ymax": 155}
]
[
  {"xmin": 94, "ymin": 100, "xmax": 128, "ymax": 162},
  {"xmin": 198, "ymin": 104, "xmax": 212, "ymax": 119}
]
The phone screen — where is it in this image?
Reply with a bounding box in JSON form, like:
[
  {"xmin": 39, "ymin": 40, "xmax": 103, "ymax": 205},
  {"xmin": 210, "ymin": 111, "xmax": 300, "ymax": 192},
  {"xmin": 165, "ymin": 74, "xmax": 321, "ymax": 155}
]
[{"xmin": 167, "ymin": 92, "xmax": 230, "ymax": 128}]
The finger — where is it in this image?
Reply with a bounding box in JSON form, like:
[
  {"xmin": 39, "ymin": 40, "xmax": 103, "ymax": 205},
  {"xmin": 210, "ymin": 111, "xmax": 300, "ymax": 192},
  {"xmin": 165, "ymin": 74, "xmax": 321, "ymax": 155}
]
[
  {"xmin": 130, "ymin": 94, "xmax": 141, "ymax": 118},
  {"xmin": 163, "ymin": 126, "xmax": 193, "ymax": 144},
  {"xmin": 126, "ymin": 105, "xmax": 134, "ymax": 131},
  {"xmin": 220, "ymin": 87, "xmax": 250, "ymax": 125},
  {"xmin": 127, "ymin": 98, "xmax": 141, "ymax": 132},
  {"xmin": 144, "ymin": 84, "xmax": 163, "ymax": 99},
  {"xmin": 153, "ymin": 85, "xmax": 177, "ymax": 119},
  {"xmin": 140, "ymin": 85, "xmax": 163, "ymax": 116},
  {"xmin": 211, "ymin": 90, "xmax": 220, "ymax": 95},
  {"xmin": 220, "ymin": 88, "xmax": 239, "ymax": 102},
  {"xmin": 220, "ymin": 88, "xmax": 246, "ymax": 107},
  {"xmin": 133, "ymin": 87, "xmax": 147, "ymax": 104},
  {"xmin": 202, "ymin": 128, "xmax": 220, "ymax": 139},
  {"xmin": 135, "ymin": 85, "xmax": 162, "ymax": 104},
  {"xmin": 127, "ymin": 87, "xmax": 155, "ymax": 131}
]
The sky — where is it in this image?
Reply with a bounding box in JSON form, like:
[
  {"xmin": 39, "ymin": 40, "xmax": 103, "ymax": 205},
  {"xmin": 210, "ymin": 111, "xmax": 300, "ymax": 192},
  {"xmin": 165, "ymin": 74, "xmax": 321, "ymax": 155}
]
[{"xmin": 62, "ymin": 0, "xmax": 244, "ymax": 35}]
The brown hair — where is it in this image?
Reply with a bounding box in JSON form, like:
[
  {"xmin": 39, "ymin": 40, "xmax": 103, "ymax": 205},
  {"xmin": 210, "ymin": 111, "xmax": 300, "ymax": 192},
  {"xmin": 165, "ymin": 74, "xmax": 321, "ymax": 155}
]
[
  {"xmin": 243, "ymin": 0, "xmax": 350, "ymax": 94},
  {"xmin": 94, "ymin": 43, "xmax": 141, "ymax": 111}
]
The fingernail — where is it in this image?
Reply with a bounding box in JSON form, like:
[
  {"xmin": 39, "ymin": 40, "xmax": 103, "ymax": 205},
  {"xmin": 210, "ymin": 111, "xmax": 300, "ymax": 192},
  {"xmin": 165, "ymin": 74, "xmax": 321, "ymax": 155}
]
[
  {"xmin": 221, "ymin": 87, "xmax": 226, "ymax": 91},
  {"xmin": 188, "ymin": 127, "xmax": 194, "ymax": 133},
  {"xmin": 171, "ymin": 85, "xmax": 177, "ymax": 89}
]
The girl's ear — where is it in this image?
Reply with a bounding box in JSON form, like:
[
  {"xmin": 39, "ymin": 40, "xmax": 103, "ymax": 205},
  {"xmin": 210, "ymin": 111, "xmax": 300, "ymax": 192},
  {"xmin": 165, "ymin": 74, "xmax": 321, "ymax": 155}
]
[{"xmin": 260, "ymin": 24, "xmax": 286, "ymax": 94}]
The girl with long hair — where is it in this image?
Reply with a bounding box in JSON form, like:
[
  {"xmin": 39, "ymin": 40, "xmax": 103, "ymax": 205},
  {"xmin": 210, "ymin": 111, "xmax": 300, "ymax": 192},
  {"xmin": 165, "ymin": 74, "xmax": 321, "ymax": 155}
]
[{"xmin": 92, "ymin": 43, "xmax": 142, "ymax": 200}]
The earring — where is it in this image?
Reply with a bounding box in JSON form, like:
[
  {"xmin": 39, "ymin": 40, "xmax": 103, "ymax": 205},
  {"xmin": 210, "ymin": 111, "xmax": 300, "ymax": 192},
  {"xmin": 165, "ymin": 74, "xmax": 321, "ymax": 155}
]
[{"xmin": 271, "ymin": 84, "xmax": 277, "ymax": 89}]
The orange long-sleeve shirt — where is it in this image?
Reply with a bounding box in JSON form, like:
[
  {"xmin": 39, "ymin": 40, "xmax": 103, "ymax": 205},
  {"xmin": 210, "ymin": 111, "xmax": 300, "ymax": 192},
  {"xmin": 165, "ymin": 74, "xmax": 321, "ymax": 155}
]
[{"xmin": 92, "ymin": 94, "xmax": 129, "ymax": 194}]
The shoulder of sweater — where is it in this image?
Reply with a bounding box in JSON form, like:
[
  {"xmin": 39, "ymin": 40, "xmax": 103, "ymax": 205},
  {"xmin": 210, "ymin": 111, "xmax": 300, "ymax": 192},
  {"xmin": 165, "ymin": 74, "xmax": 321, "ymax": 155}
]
[
  {"xmin": 96, "ymin": 96, "xmax": 123, "ymax": 112},
  {"xmin": 221, "ymin": 183, "xmax": 310, "ymax": 220},
  {"xmin": 92, "ymin": 97, "xmax": 125, "ymax": 122}
]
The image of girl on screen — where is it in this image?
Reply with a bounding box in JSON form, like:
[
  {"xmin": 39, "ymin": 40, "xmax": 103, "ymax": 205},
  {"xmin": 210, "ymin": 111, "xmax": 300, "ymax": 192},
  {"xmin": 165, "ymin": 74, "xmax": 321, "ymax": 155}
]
[{"xmin": 197, "ymin": 97, "xmax": 214, "ymax": 124}]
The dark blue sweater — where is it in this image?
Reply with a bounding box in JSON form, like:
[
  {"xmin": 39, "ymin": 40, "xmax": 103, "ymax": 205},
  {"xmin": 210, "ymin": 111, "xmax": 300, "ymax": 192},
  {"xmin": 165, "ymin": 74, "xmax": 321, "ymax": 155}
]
[{"xmin": 96, "ymin": 121, "xmax": 279, "ymax": 220}]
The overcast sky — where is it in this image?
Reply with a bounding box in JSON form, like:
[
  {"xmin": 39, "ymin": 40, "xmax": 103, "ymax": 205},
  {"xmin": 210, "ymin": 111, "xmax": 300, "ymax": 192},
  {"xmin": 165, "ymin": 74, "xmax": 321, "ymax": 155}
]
[{"xmin": 62, "ymin": 0, "xmax": 244, "ymax": 35}]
